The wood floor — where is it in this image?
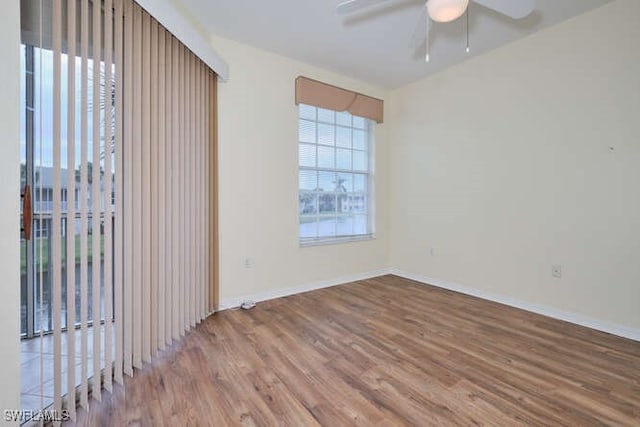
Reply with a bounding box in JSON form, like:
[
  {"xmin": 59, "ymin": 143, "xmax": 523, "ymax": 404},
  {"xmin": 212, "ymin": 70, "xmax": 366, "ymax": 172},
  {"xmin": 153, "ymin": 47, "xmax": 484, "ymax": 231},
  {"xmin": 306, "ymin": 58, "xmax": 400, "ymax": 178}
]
[{"xmin": 71, "ymin": 275, "xmax": 640, "ymax": 426}]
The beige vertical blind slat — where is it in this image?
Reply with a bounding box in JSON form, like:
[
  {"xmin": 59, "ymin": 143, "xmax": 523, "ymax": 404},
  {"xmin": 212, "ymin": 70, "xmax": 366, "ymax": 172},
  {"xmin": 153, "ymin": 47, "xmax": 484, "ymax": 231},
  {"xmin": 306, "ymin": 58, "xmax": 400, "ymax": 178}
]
[
  {"xmin": 203, "ymin": 66, "xmax": 208, "ymax": 317},
  {"xmin": 141, "ymin": 8, "xmax": 151, "ymax": 364},
  {"xmin": 194, "ymin": 55, "xmax": 200, "ymax": 322},
  {"xmin": 183, "ymin": 49, "xmax": 189, "ymax": 327},
  {"xmin": 103, "ymin": 0, "xmax": 114, "ymax": 393},
  {"xmin": 205, "ymin": 71, "xmax": 211, "ymax": 312},
  {"xmin": 198, "ymin": 60, "xmax": 204, "ymax": 319},
  {"xmin": 198, "ymin": 66, "xmax": 203, "ymax": 316},
  {"xmin": 194, "ymin": 56, "xmax": 199, "ymax": 322},
  {"xmin": 79, "ymin": 0, "xmax": 90, "ymax": 408},
  {"xmin": 132, "ymin": 2, "xmax": 143, "ymax": 369},
  {"xmin": 187, "ymin": 52, "xmax": 194, "ymax": 328},
  {"xmin": 92, "ymin": 0, "xmax": 103, "ymax": 401},
  {"xmin": 114, "ymin": 0, "xmax": 125, "ymax": 384},
  {"xmin": 183, "ymin": 47, "xmax": 189, "ymax": 331},
  {"xmin": 188, "ymin": 53, "xmax": 193, "ymax": 325},
  {"xmin": 150, "ymin": 16, "xmax": 159, "ymax": 358},
  {"xmin": 172, "ymin": 34, "xmax": 178, "ymax": 338},
  {"xmin": 172, "ymin": 35, "xmax": 180, "ymax": 341},
  {"xmin": 182, "ymin": 49, "xmax": 188, "ymax": 330},
  {"xmin": 52, "ymin": 0, "xmax": 63, "ymax": 416},
  {"xmin": 167, "ymin": 32, "xmax": 174, "ymax": 344},
  {"xmin": 164, "ymin": 31, "xmax": 173, "ymax": 346},
  {"xmin": 157, "ymin": 25, "xmax": 167, "ymax": 351},
  {"xmin": 209, "ymin": 72, "xmax": 218, "ymax": 312},
  {"xmin": 203, "ymin": 66, "xmax": 209, "ymax": 317},
  {"xmin": 178, "ymin": 43, "xmax": 185, "ymax": 336},
  {"xmin": 65, "ymin": 0, "xmax": 78, "ymax": 417},
  {"xmin": 122, "ymin": 0, "xmax": 134, "ymax": 377},
  {"xmin": 196, "ymin": 60, "xmax": 202, "ymax": 320}
]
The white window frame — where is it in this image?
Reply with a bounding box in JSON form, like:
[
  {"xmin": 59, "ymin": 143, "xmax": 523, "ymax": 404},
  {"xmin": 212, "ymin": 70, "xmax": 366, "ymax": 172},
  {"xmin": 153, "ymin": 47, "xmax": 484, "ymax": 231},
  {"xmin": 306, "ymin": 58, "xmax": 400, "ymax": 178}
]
[{"xmin": 298, "ymin": 103, "xmax": 375, "ymax": 246}]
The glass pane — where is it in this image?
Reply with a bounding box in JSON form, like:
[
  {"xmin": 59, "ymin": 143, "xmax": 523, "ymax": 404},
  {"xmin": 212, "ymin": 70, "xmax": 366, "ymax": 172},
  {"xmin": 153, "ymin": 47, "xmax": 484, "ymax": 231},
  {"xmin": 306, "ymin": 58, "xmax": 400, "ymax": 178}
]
[
  {"xmin": 71, "ymin": 217, "xmax": 81, "ymax": 325},
  {"xmin": 336, "ymin": 111, "xmax": 352, "ymax": 127},
  {"xmin": 87, "ymin": 216, "xmax": 96, "ymax": 322},
  {"xmin": 299, "ymin": 218, "xmax": 317, "ymax": 239},
  {"xmin": 318, "ymin": 171, "xmax": 336, "ymax": 192},
  {"xmin": 336, "ymin": 126, "xmax": 351, "ymax": 148},
  {"xmin": 354, "ymin": 174, "xmax": 366, "ymax": 192},
  {"xmin": 336, "ymin": 148, "xmax": 352, "ymax": 170},
  {"xmin": 318, "ymin": 123, "xmax": 335, "ymax": 146},
  {"xmin": 299, "ymin": 104, "xmax": 316, "ymax": 120},
  {"xmin": 34, "ymin": 217, "xmax": 51, "ymax": 333},
  {"xmin": 299, "ymin": 170, "xmax": 317, "ymax": 191},
  {"xmin": 318, "ymin": 108, "xmax": 335, "ymax": 124},
  {"xmin": 353, "ymin": 150, "xmax": 367, "ymax": 172},
  {"xmin": 354, "ymin": 214, "xmax": 368, "ymax": 235},
  {"xmin": 336, "ymin": 213, "xmax": 354, "ymax": 236},
  {"xmin": 317, "ymin": 216, "xmax": 337, "ymax": 238},
  {"xmin": 337, "ymin": 194, "xmax": 350, "ymax": 214},
  {"xmin": 337, "ymin": 172, "xmax": 352, "ymax": 192},
  {"xmin": 61, "ymin": 219, "xmax": 67, "ymax": 329},
  {"xmin": 353, "ymin": 116, "xmax": 367, "ymax": 129},
  {"xmin": 317, "ymin": 145, "xmax": 335, "ymax": 169},
  {"xmin": 319, "ymin": 193, "xmax": 336, "ymax": 215},
  {"xmin": 20, "ymin": 238, "xmax": 27, "ymax": 336},
  {"xmin": 299, "ymin": 192, "xmax": 317, "ymax": 216},
  {"xmin": 349, "ymin": 194, "xmax": 367, "ymax": 214},
  {"xmin": 299, "ymin": 143, "xmax": 316, "ymax": 167},
  {"xmin": 91, "ymin": 215, "xmax": 106, "ymax": 321},
  {"xmin": 299, "ymin": 119, "xmax": 316, "ymax": 143},
  {"xmin": 353, "ymin": 129, "xmax": 367, "ymax": 150}
]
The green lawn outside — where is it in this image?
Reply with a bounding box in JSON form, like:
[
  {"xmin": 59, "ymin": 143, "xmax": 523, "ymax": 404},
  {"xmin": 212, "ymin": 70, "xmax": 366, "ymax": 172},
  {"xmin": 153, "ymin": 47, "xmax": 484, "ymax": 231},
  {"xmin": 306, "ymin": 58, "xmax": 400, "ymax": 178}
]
[{"xmin": 20, "ymin": 234, "xmax": 104, "ymax": 275}]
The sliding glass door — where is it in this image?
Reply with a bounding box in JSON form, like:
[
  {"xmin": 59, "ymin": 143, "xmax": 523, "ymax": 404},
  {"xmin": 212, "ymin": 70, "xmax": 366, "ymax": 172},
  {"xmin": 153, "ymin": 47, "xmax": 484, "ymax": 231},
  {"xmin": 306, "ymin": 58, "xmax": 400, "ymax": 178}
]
[{"xmin": 20, "ymin": 42, "xmax": 112, "ymax": 339}]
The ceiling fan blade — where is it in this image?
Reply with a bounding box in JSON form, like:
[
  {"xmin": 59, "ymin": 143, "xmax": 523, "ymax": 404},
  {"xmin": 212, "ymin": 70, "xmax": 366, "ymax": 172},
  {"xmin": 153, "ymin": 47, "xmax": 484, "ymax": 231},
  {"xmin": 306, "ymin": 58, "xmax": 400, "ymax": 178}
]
[
  {"xmin": 336, "ymin": 0, "xmax": 395, "ymax": 15},
  {"xmin": 472, "ymin": 0, "xmax": 535, "ymax": 19},
  {"xmin": 408, "ymin": 5, "xmax": 428, "ymax": 50}
]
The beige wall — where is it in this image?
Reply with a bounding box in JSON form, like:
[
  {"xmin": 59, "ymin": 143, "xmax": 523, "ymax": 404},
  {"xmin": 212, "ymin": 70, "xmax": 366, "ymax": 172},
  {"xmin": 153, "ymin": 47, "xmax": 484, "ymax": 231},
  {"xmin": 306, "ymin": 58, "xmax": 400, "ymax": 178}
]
[
  {"xmin": 0, "ymin": 0, "xmax": 21, "ymax": 422},
  {"xmin": 389, "ymin": 0, "xmax": 640, "ymax": 331},
  {"xmin": 211, "ymin": 35, "xmax": 391, "ymax": 304}
]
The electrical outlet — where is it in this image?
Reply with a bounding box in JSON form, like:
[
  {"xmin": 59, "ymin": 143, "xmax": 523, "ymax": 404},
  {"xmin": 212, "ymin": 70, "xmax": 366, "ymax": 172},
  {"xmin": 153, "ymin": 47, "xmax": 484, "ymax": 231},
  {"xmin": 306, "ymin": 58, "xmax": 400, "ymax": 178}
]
[
  {"xmin": 243, "ymin": 258, "xmax": 252, "ymax": 269},
  {"xmin": 552, "ymin": 265, "xmax": 562, "ymax": 279},
  {"xmin": 429, "ymin": 248, "xmax": 436, "ymax": 256}
]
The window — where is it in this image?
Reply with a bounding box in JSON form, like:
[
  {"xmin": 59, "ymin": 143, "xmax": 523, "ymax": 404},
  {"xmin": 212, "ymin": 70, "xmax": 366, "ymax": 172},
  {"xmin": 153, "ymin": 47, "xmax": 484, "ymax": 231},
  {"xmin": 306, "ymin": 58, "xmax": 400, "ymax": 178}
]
[{"xmin": 298, "ymin": 104, "xmax": 374, "ymax": 244}]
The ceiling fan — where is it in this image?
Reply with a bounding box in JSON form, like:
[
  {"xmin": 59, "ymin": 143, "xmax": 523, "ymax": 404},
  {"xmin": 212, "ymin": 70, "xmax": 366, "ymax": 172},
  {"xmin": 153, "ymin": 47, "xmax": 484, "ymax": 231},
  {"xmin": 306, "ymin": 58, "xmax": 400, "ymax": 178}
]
[{"xmin": 336, "ymin": 0, "xmax": 536, "ymax": 61}]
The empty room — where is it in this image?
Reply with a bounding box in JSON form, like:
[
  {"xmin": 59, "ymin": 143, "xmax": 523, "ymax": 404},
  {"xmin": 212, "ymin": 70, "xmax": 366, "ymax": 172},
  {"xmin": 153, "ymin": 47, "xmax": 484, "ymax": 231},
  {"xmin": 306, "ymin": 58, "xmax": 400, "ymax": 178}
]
[{"xmin": 1, "ymin": 0, "xmax": 639, "ymax": 425}]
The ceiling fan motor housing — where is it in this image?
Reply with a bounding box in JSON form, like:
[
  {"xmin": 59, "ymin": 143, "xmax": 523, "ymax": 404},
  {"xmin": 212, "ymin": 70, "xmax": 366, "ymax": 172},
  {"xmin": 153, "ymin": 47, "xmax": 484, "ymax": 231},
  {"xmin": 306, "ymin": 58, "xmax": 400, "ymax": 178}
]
[{"xmin": 427, "ymin": 0, "xmax": 470, "ymax": 23}]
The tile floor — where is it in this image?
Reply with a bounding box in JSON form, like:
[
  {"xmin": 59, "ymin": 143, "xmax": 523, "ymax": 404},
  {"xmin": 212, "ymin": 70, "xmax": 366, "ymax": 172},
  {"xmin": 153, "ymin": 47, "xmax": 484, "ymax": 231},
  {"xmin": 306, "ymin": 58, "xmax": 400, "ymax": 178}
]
[{"xmin": 20, "ymin": 325, "xmax": 108, "ymax": 413}]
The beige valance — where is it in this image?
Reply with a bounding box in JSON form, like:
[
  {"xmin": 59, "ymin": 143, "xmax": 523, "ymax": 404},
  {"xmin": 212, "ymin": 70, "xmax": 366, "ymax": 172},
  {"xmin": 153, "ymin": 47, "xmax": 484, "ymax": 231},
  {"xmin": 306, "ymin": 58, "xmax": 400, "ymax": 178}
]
[{"xmin": 295, "ymin": 76, "xmax": 384, "ymax": 124}]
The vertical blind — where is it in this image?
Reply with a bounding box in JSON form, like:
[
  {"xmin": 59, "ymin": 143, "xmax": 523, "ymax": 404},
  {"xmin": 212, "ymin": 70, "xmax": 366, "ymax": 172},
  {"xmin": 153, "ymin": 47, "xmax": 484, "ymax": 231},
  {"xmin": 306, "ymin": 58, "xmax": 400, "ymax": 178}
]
[{"xmin": 23, "ymin": 0, "xmax": 217, "ymax": 420}]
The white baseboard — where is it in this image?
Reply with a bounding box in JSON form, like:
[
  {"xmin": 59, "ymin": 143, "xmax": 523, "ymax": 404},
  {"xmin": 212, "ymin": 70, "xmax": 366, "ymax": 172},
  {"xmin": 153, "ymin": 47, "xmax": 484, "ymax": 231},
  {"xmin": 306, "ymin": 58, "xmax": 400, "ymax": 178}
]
[
  {"xmin": 390, "ymin": 269, "xmax": 640, "ymax": 342},
  {"xmin": 218, "ymin": 268, "xmax": 393, "ymax": 311}
]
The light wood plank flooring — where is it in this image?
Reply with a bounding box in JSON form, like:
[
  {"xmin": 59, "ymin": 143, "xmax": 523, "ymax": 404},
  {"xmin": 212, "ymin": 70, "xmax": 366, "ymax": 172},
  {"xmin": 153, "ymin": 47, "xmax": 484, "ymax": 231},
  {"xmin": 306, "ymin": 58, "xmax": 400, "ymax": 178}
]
[{"xmin": 71, "ymin": 275, "xmax": 640, "ymax": 426}]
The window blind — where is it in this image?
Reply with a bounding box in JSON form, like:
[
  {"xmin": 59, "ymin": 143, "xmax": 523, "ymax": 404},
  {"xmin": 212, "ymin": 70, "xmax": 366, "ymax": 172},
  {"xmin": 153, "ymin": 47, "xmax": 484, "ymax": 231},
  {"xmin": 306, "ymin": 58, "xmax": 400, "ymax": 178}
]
[{"xmin": 22, "ymin": 0, "xmax": 218, "ymax": 420}]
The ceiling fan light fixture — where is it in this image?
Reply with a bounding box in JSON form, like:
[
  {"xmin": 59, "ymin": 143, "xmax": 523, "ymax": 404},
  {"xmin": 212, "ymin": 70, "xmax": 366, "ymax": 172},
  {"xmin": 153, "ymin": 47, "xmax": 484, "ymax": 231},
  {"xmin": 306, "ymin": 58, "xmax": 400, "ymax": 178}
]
[{"xmin": 427, "ymin": 0, "xmax": 469, "ymax": 23}]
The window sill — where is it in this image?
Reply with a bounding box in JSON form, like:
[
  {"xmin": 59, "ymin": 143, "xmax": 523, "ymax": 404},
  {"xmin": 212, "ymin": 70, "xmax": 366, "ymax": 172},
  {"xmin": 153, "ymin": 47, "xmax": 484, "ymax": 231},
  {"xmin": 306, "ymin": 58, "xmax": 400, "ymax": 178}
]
[{"xmin": 299, "ymin": 234, "xmax": 375, "ymax": 248}]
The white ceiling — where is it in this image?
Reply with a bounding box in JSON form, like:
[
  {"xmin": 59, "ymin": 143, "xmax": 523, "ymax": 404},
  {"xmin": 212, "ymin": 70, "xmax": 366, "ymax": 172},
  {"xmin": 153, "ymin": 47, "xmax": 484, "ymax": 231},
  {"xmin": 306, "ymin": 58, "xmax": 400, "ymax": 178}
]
[{"xmin": 177, "ymin": 0, "xmax": 611, "ymax": 89}]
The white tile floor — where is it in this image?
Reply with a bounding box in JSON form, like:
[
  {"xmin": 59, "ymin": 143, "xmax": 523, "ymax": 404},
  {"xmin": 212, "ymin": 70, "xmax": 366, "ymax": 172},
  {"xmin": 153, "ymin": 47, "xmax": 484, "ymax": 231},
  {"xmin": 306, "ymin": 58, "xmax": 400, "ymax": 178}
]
[{"xmin": 20, "ymin": 325, "xmax": 109, "ymax": 412}]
